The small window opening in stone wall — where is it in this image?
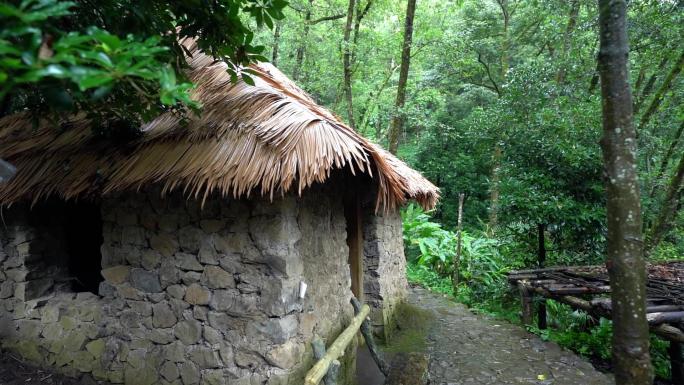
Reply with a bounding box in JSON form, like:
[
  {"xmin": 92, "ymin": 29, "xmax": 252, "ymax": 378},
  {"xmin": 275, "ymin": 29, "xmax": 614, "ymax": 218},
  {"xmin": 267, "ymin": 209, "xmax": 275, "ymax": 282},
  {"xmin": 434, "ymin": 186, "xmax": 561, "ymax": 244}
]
[{"xmin": 27, "ymin": 199, "xmax": 104, "ymax": 295}]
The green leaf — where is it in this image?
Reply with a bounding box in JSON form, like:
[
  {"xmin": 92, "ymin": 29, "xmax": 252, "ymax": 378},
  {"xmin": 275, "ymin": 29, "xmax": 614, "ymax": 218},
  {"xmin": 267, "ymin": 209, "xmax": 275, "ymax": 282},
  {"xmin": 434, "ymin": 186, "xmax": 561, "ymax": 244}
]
[
  {"xmin": 90, "ymin": 29, "xmax": 122, "ymax": 50},
  {"xmin": 36, "ymin": 64, "xmax": 69, "ymax": 78},
  {"xmin": 263, "ymin": 14, "xmax": 273, "ymax": 29},
  {"xmin": 77, "ymin": 73, "xmax": 113, "ymax": 90},
  {"xmin": 241, "ymin": 73, "xmax": 255, "ymax": 86},
  {"xmin": 91, "ymin": 84, "xmax": 112, "ymax": 100},
  {"xmin": 21, "ymin": 51, "xmax": 35, "ymax": 65}
]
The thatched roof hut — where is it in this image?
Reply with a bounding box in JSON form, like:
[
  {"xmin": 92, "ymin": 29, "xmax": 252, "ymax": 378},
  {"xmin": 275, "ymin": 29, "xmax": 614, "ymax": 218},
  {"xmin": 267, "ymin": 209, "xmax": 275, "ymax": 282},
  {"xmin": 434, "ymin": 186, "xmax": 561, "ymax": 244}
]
[
  {"xmin": 0, "ymin": 39, "xmax": 438, "ymax": 385},
  {"xmin": 0, "ymin": 39, "xmax": 438, "ymax": 210}
]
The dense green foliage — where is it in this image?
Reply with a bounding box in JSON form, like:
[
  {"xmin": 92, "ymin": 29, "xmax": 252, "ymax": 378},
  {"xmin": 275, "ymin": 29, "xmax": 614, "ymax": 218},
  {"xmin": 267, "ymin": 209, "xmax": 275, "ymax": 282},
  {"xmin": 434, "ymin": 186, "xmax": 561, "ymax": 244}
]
[
  {"xmin": 403, "ymin": 204, "xmax": 511, "ymax": 304},
  {"xmin": 0, "ymin": 0, "xmax": 286, "ymax": 128},
  {"xmin": 257, "ymin": 0, "xmax": 683, "ymax": 260},
  {"xmin": 262, "ymin": 2, "xmax": 681, "ymax": 378}
]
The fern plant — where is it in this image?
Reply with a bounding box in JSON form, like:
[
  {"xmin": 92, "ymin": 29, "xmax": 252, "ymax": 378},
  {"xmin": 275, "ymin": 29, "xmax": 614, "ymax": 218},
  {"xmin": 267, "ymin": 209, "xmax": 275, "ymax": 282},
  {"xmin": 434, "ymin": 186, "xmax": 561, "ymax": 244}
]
[{"xmin": 402, "ymin": 204, "xmax": 508, "ymax": 301}]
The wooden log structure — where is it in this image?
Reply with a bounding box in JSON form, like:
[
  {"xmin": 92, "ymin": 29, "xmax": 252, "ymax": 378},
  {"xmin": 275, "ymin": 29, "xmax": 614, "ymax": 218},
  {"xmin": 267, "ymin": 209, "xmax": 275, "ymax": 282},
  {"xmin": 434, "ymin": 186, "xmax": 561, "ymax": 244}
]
[
  {"xmin": 514, "ymin": 280, "xmax": 684, "ymax": 341},
  {"xmin": 511, "ymin": 267, "xmax": 684, "ymax": 383},
  {"xmin": 304, "ymin": 303, "xmax": 371, "ymax": 385}
]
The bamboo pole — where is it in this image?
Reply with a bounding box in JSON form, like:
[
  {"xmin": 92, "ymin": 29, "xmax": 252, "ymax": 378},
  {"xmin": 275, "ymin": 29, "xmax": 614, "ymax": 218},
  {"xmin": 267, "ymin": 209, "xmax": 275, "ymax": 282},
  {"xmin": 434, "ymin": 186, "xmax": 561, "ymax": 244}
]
[{"xmin": 305, "ymin": 304, "xmax": 371, "ymax": 385}]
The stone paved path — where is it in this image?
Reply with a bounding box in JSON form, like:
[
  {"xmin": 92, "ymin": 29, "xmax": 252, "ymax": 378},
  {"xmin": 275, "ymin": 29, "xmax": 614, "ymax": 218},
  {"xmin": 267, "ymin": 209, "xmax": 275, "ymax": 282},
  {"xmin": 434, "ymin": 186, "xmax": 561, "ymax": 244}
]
[{"xmin": 406, "ymin": 287, "xmax": 613, "ymax": 385}]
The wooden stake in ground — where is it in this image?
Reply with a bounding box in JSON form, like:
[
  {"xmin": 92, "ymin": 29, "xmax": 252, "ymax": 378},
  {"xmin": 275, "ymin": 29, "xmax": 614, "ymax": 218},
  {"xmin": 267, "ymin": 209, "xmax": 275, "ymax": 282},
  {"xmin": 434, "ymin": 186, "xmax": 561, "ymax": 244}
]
[
  {"xmin": 596, "ymin": 0, "xmax": 653, "ymax": 383},
  {"xmin": 537, "ymin": 223, "xmax": 547, "ymax": 330},
  {"xmin": 452, "ymin": 193, "xmax": 464, "ymax": 292}
]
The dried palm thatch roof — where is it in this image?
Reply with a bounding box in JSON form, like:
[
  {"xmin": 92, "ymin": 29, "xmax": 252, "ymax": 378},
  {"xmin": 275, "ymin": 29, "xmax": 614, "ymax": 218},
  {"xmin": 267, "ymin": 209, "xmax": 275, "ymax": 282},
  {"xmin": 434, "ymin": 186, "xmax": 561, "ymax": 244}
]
[{"xmin": 0, "ymin": 39, "xmax": 438, "ymax": 210}]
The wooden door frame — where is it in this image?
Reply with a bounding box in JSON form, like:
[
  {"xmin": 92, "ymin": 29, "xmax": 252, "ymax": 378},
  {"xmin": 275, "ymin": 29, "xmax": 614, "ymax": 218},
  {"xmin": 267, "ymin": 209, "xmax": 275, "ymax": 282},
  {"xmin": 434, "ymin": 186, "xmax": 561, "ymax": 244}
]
[{"xmin": 344, "ymin": 197, "xmax": 364, "ymax": 303}]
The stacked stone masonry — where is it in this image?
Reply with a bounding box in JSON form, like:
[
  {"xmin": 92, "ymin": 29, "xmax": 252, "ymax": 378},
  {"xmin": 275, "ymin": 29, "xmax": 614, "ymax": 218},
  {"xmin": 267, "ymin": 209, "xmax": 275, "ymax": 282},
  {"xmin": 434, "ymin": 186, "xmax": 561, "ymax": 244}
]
[
  {"xmin": 362, "ymin": 208, "xmax": 408, "ymax": 342},
  {"xmin": 0, "ymin": 185, "xmax": 369, "ymax": 385}
]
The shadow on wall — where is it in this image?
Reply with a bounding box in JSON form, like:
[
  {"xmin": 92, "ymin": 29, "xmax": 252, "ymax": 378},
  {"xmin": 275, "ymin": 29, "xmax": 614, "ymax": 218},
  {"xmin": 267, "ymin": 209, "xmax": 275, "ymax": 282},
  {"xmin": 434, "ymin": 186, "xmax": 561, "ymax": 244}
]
[{"xmin": 28, "ymin": 199, "xmax": 104, "ymax": 294}]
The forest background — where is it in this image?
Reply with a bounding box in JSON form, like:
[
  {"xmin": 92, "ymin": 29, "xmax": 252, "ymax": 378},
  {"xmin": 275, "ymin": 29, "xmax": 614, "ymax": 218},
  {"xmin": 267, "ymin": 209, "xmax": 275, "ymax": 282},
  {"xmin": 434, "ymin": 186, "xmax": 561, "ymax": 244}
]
[{"xmin": 254, "ymin": 0, "xmax": 683, "ymax": 380}]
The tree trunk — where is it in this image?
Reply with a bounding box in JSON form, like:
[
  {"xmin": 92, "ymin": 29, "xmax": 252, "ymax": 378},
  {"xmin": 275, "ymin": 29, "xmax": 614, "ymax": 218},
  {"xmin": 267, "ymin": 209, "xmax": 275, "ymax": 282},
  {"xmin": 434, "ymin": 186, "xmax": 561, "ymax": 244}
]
[
  {"xmin": 359, "ymin": 62, "xmax": 398, "ymax": 137},
  {"xmin": 387, "ymin": 0, "xmax": 417, "ymax": 154},
  {"xmin": 488, "ymin": 144, "xmax": 502, "ymax": 232},
  {"xmin": 487, "ymin": 0, "xmax": 510, "ymax": 229},
  {"xmin": 648, "ymin": 120, "xmax": 684, "ymax": 200},
  {"xmin": 452, "ymin": 193, "xmax": 465, "ymax": 292},
  {"xmin": 638, "ymin": 50, "xmax": 684, "ymax": 131},
  {"xmin": 293, "ymin": 0, "xmax": 314, "ymax": 82},
  {"xmin": 352, "ymin": 0, "xmax": 373, "ymax": 65},
  {"xmin": 633, "ymin": 66, "xmax": 647, "ymax": 96},
  {"xmin": 556, "ymin": 0, "xmax": 580, "ymax": 84},
  {"xmin": 272, "ymin": 22, "xmax": 282, "ymax": 67},
  {"xmin": 496, "ymin": 0, "xmax": 511, "ymax": 78},
  {"xmin": 597, "ymin": 1, "xmax": 653, "ymax": 384},
  {"xmin": 646, "ymin": 150, "xmax": 684, "ymax": 254},
  {"xmin": 342, "ymin": 0, "xmax": 357, "ymax": 130}
]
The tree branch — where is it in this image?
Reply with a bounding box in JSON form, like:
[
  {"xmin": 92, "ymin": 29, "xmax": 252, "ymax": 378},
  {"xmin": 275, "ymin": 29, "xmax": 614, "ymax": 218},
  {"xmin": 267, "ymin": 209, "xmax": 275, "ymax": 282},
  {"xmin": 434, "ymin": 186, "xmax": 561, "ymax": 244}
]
[
  {"xmin": 476, "ymin": 51, "xmax": 501, "ymax": 96},
  {"xmin": 356, "ymin": 0, "xmax": 373, "ymax": 24},
  {"xmin": 465, "ymin": 81, "xmax": 499, "ymax": 93},
  {"xmin": 288, "ymin": 4, "xmax": 306, "ymax": 13},
  {"xmin": 310, "ymin": 13, "xmax": 346, "ymax": 24}
]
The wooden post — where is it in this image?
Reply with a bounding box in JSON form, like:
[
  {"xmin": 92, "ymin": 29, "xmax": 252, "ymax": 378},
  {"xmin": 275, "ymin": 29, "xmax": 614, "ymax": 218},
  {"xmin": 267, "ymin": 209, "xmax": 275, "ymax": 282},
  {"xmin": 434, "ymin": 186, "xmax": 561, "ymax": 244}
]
[
  {"xmin": 537, "ymin": 223, "xmax": 547, "ymax": 330},
  {"xmin": 670, "ymin": 340, "xmax": 684, "ymax": 384},
  {"xmin": 519, "ymin": 283, "xmax": 534, "ymax": 326},
  {"xmin": 312, "ymin": 337, "xmax": 338, "ymax": 385},
  {"xmin": 452, "ymin": 193, "xmax": 465, "ymax": 292},
  {"xmin": 345, "ymin": 199, "xmax": 364, "ymax": 303},
  {"xmin": 351, "ymin": 297, "xmax": 389, "ymax": 375},
  {"xmin": 305, "ymin": 304, "xmax": 370, "ymax": 385}
]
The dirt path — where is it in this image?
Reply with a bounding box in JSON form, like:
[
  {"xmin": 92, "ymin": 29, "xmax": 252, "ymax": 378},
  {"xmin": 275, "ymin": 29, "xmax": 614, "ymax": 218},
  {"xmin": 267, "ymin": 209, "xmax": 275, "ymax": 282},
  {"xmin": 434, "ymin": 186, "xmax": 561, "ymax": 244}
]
[{"xmin": 393, "ymin": 287, "xmax": 613, "ymax": 385}]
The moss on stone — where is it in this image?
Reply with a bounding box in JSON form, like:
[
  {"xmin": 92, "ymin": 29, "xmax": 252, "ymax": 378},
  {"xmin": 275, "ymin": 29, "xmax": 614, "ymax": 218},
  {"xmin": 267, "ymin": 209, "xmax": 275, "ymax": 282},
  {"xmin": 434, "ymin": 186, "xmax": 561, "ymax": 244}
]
[
  {"xmin": 14, "ymin": 340, "xmax": 43, "ymax": 363},
  {"xmin": 383, "ymin": 302, "xmax": 434, "ymax": 354}
]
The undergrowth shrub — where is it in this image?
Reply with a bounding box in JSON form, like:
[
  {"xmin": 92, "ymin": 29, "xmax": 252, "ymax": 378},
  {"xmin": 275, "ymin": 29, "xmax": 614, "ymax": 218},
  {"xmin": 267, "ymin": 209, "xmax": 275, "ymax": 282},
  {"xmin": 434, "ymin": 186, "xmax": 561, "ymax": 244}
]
[
  {"xmin": 530, "ymin": 300, "xmax": 671, "ymax": 379},
  {"xmin": 401, "ymin": 204, "xmax": 674, "ymax": 381},
  {"xmin": 402, "ymin": 204, "xmax": 510, "ymax": 305}
]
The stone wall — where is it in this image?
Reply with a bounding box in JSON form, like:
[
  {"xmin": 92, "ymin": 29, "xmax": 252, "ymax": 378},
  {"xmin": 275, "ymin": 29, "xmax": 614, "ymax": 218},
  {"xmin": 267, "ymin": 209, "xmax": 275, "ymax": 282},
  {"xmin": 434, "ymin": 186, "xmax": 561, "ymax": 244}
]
[
  {"xmin": 0, "ymin": 204, "xmax": 74, "ymax": 303},
  {"xmin": 362, "ymin": 207, "xmax": 408, "ymax": 342},
  {"xmin": 0, "ymin": 185, "xmax": 356, "ymax": 385}
]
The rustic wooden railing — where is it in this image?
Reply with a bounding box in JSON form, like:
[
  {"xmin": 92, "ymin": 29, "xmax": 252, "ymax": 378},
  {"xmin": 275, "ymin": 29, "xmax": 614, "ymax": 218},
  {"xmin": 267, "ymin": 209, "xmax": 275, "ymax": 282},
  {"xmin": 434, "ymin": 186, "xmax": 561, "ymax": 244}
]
[{"xmin": 304, "ymin": 297, "xmax": 388, "ymax": 385}]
